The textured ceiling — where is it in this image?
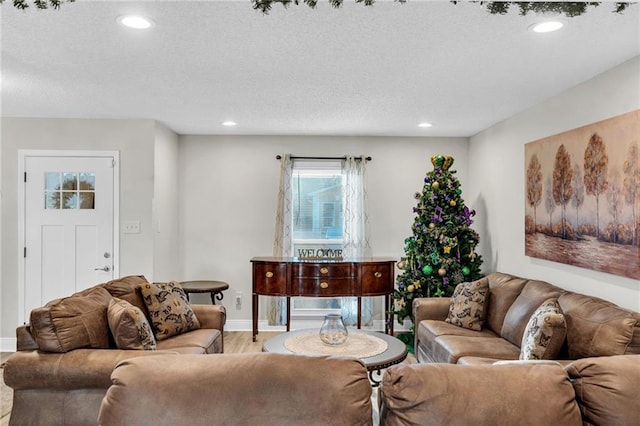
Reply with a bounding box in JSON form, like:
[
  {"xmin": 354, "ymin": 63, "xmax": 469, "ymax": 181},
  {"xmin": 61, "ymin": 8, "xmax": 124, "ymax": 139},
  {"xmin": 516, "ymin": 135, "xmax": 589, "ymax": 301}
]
[{"xmin": 1, "ymin": 1, "xmax": 639, "ymax": 137}]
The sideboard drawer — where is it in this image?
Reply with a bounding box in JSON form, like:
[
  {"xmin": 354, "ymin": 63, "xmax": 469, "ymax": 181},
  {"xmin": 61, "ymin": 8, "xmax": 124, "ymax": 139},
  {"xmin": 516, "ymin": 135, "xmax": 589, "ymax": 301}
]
[
  {"xmin": 253, "ymin": 262, "xmax": 288, "ymax": 295},
  {"xmin": 360, "ymin": 263, "xmax": 395, "ymax": 295},
  {"xmin": 292, "ymin": 263, "xmax": 356, "ymax": 279},
  {"xmin": 291, "ymin": 278, "xmax": 354, "ymax": 296}
]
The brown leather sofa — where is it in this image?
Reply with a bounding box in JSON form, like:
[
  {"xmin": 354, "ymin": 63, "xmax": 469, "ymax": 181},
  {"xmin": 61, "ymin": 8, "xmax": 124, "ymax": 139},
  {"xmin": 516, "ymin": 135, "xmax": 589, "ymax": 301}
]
[
  {"xmin": 3, "ymin": 275, "xmax": 226, "ymax": 426},
  {"xmin": 97, "ymin": 352, "xmax": 374, "ymax": 426},
  {"xmin": 379, "ymin": 354, "xmax": 640, "ymax": 425},
  {"xmin": 413, "ymin": 272, "xmax": 640, "ymax": 364}
]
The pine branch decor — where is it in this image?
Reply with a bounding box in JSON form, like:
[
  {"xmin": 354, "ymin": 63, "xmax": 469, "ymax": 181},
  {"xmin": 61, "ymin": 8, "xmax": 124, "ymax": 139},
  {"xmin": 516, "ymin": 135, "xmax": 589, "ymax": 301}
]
[
  {"xmin": 2, "ymin": 0, "xmax": 631, "ymax": 15},
  {"xmin": 392, "ymin": 155, "xmax": 484, "ymax": 327},
  {"xmin": 252, "ymin": 1, "xmax": 632, "ymax": 15}
]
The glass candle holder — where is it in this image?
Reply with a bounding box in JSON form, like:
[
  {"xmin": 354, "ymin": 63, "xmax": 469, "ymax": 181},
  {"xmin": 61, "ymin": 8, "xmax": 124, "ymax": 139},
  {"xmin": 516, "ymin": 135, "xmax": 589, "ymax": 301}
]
[{"xmin": 319, "ymin": 313, "xmax": 348, "ymax": 345}]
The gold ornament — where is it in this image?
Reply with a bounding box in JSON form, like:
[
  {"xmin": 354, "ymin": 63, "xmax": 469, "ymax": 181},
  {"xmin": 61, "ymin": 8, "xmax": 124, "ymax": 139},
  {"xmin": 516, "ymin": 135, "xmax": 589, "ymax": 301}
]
[
  {"xmin": 450, "ymin": 200, "xmax": 456, "ymax": 207},
  {"xmin": 407, "ymin": 284, "xmax": 415, "ymax": 293},
  {"xmin": 432, "ymin": 181, "xmax": 440, "ymax": 189},
  {"xmin": 397, "ymin": 261, "xmax": 405, "ymax": 269},
  {"xmin": 443, "ymin": 246, "xmax": 451, "ymax": 254},
  {"xmin": 429, "ymin": 222, "xmax": 435, "ymax": 229},
  {"xmin": 438, "ymin": 268, "xmax": 447, "ymax": 276}
]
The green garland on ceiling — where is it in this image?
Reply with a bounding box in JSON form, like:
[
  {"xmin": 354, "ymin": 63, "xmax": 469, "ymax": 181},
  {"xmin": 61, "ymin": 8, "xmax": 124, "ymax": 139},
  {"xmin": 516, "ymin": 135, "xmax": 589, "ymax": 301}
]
[
  {"xmin": 3, "ymin": 0, "xmax": 73, "ymax": 9},
  {"xmin": 252, "ymin": 1, "xmax": 632, "ymax": 15},
  {"xmin": 2, "ymin": 0, "xmax": 632, "ymax": 16}
]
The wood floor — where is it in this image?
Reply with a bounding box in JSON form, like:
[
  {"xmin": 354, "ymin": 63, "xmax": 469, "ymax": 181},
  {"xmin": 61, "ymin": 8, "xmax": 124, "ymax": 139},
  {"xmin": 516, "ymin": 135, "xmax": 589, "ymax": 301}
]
[{"xmin": 223, "ymin": 331, "xmax": 282, "ymax": 353}]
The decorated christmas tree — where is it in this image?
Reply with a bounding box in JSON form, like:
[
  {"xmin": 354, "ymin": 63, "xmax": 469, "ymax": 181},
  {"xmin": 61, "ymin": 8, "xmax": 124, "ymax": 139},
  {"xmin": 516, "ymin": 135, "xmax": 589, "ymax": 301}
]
[{"xmin": 393, "ymin": 155, "xmax": 483, "ymax": 328}]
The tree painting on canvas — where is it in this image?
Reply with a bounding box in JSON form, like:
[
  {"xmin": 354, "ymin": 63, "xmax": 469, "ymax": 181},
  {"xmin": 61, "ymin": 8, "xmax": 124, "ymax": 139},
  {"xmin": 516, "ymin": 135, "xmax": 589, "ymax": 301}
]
[{"xmin": 524, "ymin": 110, "xmax": 639, "ymax": 280}]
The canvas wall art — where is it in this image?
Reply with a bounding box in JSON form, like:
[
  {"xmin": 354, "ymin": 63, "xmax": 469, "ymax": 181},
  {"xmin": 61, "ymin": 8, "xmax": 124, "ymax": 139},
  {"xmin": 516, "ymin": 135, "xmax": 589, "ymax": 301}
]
[{"xmin": 524, "ymin": 109, "xmax": 639, "ymax": 280}]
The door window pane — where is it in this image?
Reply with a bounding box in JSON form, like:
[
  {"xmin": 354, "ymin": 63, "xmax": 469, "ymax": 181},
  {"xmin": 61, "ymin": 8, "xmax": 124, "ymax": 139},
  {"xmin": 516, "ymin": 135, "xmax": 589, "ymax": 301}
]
[{"xmin": 44, "ymin": 172, "xmax": 96, "ymax": 210}]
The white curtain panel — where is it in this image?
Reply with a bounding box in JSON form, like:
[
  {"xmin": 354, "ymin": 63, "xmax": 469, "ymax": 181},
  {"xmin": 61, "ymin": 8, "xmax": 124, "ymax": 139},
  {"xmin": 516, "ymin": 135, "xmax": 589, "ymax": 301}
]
[
  {"xmin": 269, "ymin": 154, "xmax": 293, "ymax": 326},
  {"xmin": 341, "ymin": 156, "xmax": 373, "ymax": 326}
]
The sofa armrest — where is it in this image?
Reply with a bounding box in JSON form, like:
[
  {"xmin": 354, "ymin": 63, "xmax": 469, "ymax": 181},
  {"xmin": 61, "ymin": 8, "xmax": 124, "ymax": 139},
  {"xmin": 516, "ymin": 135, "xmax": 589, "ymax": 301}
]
[
  {"xmin": 3, "ymin": 349, "xmax": 180, "ymax": 391},
  {"xmin": 412, "ymin": 297, "xmax": 451, "ymax": 324},
  {"xmin": 16, "ymin": 324, "xmax": 39, "ymax": 351},
  {"xmin": 380, "ymin": 363, "xmax": 582, "ymax": 426},
  {"xmin": 191, "ymin": 304, "xmax": 226, "ymax": 331}
]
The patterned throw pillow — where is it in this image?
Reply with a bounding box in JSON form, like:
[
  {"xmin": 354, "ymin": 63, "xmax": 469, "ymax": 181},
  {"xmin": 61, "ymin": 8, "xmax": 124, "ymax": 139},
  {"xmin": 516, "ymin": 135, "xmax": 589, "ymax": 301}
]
[
  {"xmin": 445, "ymin": 277, "xmax": 490, "ymax": 331},
  {"xmin": 520, "ymin": 298, "xmax": 566, "ymax": 360},
  {"xmin": 107, "ymin": 297, "xmax": 157, "ymax": 350},
  {"xmin": 140, "ymin": 281, "xmax": 200, "ymax": 340}
]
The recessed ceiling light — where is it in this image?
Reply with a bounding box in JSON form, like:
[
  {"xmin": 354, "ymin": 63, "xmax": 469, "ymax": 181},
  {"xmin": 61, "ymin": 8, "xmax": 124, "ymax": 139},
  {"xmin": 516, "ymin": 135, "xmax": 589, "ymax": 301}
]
[
  {"xmin": 117, "ymin": 15, "xmax": 154, "ymax": 29},
  {"xmin": 222, "ymin": 121, "xmax": 237, "ymax": 127},
  {"xmin": 530, "ymin": 21, "xmax": 564, "ymax": 33},
  {"xmin": 418, "ymin": 122, "xmax": 433, "ymax": 128}
]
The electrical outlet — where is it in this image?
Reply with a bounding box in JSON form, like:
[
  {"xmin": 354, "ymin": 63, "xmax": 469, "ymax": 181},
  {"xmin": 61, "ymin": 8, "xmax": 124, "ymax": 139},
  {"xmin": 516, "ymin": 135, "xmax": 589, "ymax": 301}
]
[{"xmin": 235, "ymin": 291, "xmax": 242, "ymax": 308}]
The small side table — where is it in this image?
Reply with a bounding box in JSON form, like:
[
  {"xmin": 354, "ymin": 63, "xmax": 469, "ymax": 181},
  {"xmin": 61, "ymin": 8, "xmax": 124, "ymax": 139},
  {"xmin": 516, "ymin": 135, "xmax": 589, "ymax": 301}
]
[{"xmin": 179, "ymin": 280, "xmax": 229, "ymax": 305}]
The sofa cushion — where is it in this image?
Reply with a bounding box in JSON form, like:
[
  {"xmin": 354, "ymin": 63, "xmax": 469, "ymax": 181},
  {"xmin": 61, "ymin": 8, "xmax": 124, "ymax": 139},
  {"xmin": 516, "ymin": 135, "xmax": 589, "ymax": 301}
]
[
  {"xmin": 484, "ymin": 273, "xmax": 528, "ymax": 335},
  {"xmin": 107, "ymin": 298, "xmax": 156, "ymax": 350},
  {"xmin": 565, "ymin": 355, "xmax": 640, "ymax": 426},
  {"xmin": 433, "ymin": 335, "xmax": 521, "ymax": 364},
  {"xmin": 520, "ymin": 298, "xmax": 566, "ymax": 360},
  {"xmin": 103, "ymin": 275, "xmax": 149, "ymax": 318},
  {"xmin": 30, "ymin": 287, "xmax": 112, "ymax": 352},
  {"xmin": 559, "ymin": 292, "xmax": 638, "ymax": 358},
  {"xmin": 380, "ymin": 363, "xmax": 582, "ymax": 426},
  {"xmin": 445, "ymin": 277, "xmax": 489, "ymax": 331},
  {"xmin": 417, "ymin": 319, "xmax": 497, "ymax": 362},
  {"xmin": 155, "ymin": 329, "xmax": 222, "ymax": 354},
  {"xmin": 501, "ymin": 279, "xmax": 564, "ymax": 347},
  {"xmin": 140, "ymin": 281, "xmax": 200, "ymax": 340}
]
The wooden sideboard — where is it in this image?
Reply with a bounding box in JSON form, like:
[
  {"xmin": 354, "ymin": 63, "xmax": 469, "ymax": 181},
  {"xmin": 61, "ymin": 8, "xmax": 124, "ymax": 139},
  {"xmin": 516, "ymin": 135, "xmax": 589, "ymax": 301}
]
[{"xmin": 251, "ymin": 257, "xmax": 396, "ymax": 342}]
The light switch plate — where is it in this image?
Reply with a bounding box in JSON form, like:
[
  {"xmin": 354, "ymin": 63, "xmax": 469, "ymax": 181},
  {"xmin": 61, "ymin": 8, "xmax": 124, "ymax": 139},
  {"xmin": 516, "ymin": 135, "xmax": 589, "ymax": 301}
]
[{"xmin": 122, "ymin": 220, "xmax": 141, "ymax": 234}]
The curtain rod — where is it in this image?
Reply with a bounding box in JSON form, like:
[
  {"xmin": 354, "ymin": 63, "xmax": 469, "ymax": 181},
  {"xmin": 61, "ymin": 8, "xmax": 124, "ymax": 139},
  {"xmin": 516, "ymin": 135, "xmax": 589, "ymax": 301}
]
[{"xmin": 276, "ymin": 155, "xmax": 372, "ymax": 161}]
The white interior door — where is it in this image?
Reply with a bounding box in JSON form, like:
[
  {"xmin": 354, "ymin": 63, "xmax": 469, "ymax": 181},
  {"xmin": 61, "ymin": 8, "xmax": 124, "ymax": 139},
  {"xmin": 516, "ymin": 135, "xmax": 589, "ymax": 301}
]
[{"xmin": 21, "ymin": 151, "xmax": 119, "ymax": 323}]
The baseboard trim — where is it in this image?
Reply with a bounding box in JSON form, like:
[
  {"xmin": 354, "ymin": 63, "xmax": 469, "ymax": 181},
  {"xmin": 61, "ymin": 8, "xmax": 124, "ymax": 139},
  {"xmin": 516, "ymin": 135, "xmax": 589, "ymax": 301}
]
[
  {"xmin": 0, "ymin": 338, "xmax": 17, "ymax": 353},
  {"xmin": 224, "ymin": 319, "xmax": 410, "ymax": 333}
]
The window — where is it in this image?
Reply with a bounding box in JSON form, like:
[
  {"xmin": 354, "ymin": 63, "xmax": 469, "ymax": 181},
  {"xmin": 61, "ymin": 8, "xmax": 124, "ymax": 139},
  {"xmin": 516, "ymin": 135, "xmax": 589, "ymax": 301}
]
[
  {"xmin": 291, "ymin": 160, "xmax": 343, "ymax": 314},
  {"xmin": 45, "ymin": 172, "xmax": 96, "ymax": 209}
]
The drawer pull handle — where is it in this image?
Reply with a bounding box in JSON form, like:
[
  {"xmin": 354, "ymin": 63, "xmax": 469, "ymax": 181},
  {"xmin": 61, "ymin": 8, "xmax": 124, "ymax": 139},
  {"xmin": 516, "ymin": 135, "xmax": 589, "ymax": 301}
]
[
  {"xmin": 265, "ymin": 272, "xmax": 274, "ymax": 278},
  {"xmin": 320, "ymin": 282, "xmax": 329, "ymax": 289},
  {"xmin": 320, "ymin": 267, "xmax": 329, "ymax": 274},
  {"xmin": 374, "ymin": 272, "xmax": 382, "ymax": 278}
]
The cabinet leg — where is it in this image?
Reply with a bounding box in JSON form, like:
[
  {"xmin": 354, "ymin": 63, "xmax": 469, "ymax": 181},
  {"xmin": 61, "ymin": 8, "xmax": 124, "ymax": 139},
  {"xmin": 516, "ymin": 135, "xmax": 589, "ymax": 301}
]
[{"xmin": 252, "ymin": 293, "xmax": 258, "ymax": 342}]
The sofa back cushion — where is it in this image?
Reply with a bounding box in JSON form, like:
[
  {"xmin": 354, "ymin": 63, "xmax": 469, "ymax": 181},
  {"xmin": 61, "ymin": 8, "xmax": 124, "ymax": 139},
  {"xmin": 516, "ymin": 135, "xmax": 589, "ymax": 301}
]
[
  {"xmin": 380, "ymin": 362, "xmax": 582, "ymax": 426},
  {"xmin": 559, "ymin": 292, "xmax": 639, "ymax": 358},
  {"xmin": 30, "ymin": 287, "xmax": 112, "ymax": 352},
  {"xmin": 102, "ymin": 275, "xmax": 149, "ymax": 319},
  {"xmin": 501, "ymin": 280, "xmax": 564, "ymax": 347},
  {"xmin": 484, "ymin": 273, "xmax": 528, "ymax": 335},
  {"xmin": 98, "ymin": 353, "xmax": 373, "ymax": 426},
  {"xmin": 565, "ymin": 355, "xmax": 640, "ymax": 426}
]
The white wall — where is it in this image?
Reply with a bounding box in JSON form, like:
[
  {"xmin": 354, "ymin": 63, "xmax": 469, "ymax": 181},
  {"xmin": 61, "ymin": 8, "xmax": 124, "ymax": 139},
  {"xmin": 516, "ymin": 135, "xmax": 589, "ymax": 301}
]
[
  {"xmin": 468, "ymin": 55, "xmax": 640, "ymax": 311},
  {"xmin": 177, "ymin": 135, "xmax": 470, "ymax": 325},
  {"xmin": 153, "ymin": 122, "xmax": 180, "ymax": 280},
  {"xmin": 0, "ymin": 118, "xmax": 157, "ymax": 339}
]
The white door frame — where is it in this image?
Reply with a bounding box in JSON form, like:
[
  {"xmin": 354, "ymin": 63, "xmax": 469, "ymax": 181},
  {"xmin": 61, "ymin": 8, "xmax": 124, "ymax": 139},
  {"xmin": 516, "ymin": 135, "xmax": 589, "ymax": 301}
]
[{"xmin": 18, "ymin": 149, "xmax": 120, "ymax": 324}]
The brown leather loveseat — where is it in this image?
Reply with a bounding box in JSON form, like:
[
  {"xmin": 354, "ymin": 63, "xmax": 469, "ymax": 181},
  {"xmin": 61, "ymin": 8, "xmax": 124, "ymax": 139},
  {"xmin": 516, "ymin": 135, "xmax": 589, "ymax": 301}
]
[
  {"xmin": 413, "ymin": 272, "xmax": 640, "ymax": 365},
  {"xmin": 3, "ymin": 275, "xmax": 226, "ymax": 426}
]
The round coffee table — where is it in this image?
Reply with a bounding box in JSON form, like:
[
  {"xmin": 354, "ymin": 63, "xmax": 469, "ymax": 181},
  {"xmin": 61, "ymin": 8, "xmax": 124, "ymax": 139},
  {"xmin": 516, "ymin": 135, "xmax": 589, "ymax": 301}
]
[{"xmin": 263, "ymin": 329, "xmax": 407, "ymax": 386}]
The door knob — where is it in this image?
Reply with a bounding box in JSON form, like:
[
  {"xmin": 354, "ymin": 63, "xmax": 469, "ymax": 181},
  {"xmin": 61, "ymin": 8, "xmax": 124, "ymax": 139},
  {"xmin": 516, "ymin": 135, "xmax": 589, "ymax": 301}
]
[{"xmin": 94, "ymin": 266, "xmax": 111, "ymax": 272}]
